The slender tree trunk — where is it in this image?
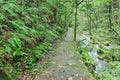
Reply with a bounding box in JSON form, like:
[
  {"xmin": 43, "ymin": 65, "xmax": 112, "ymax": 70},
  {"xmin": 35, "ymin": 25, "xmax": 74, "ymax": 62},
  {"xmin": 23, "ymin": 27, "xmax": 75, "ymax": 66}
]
[
  {"xmin": 74, "ymin": 2, "xmax": 78, "ymax": 41},
  {"xmin": 108, "ymin": 2, "xmax": 118, "ymax": 35},
  {"xmin": 74, "ymin": 0, "xmax": 84, "ymax": 41},
  {"xmin": 108, "ymin": 2, "xmax": 112, "ymax": 29}
]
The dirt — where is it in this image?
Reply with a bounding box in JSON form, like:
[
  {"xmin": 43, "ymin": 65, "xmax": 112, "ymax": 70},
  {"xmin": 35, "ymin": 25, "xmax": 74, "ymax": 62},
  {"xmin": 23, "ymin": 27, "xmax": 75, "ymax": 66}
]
[{"xmin": 32, "ymin": 28, "xmax": 93, "ymax": 80}]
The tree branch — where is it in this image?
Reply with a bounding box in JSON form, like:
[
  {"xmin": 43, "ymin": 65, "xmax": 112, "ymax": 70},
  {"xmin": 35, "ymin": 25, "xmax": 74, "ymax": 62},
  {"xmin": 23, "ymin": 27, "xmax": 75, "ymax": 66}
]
[{"xmin": 77, "ymin": 0, "xmax": 84, "ymax": 6}]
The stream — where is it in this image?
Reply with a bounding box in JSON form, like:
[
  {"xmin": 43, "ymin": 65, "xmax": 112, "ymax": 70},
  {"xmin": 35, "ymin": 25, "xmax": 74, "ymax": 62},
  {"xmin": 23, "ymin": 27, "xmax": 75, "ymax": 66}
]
[
  {"xmin": 77, "ymin": 33, "xmax": 108, "ymax": 72},
  {"xmin": 88, "ymin": 45, "xmax": 107, "ymax": 72}
]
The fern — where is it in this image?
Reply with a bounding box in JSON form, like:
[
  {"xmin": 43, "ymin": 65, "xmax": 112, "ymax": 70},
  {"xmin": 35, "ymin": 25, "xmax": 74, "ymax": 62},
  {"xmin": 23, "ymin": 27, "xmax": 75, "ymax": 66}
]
[
  {"xmin": 10, "ymin": 20, "xmax": 28, "ymax": 34},
  {"xmin": 17, "ymin": 33, "xmax": 32, "ymax": 43},
  {"xmin": 2, "ymin": 2, "xmax": 23, "ymax": 13},
  {"xmin": 56, "ymin": 26, "xmax": 63, "ymax": 31},
  {"xmin": 34, "ymin": 50, "xmax": 44, "ymax": 59},
  {"xmin": 46, "ymin": 30, "xmax": 59, "ymax": 38},
  {"xmin": 0, "ymin": 0, "xmax": 66, "ymax": 79},
  {"xmin": 5, "ymin": 46, "xmax": 13, "ymax": 54},
  {"xmin": 22, "ymin": 12, "xmax": 34, "ymax": 24},
  {"xmin": 13, "ymin": 35, "xmax": 22, "ymax": 48},
  {"xmin": 8, "ymin": 34, "xmax": 22, "ymax": 48},
  {"xmin": 8, "ymin": 38, "xmax": 16, "ymax": 48},
  {"xmin": 8, "ymin": 0, "xmax": 19, "ymax": 3},
  {"xmin": 0, "ymin": 13, "xmax": 6, "ymax": 20},
  {"xmin": 35, "ymin": 24, "xmax": 46, "ymax": 30},
  {"xmin": 0, "ymin": 37, "xmax": 4, "ymax": 44},
  {"xmin": 2, "ymin": 3, "xmax": 17, "ymax": 16},
  {"xmin": 7, "ymin": 35, "xmax": 25, "ymax": 57},
  {"xmin": 39, "ymin": 5, "xmax": 53, "ymax": 15},
  {"xmin": 27, "ymin": 7, "xmax": 39, "ymax": 14},
  {"xmin": 0, "ymin": 47, "xmax": 4, "ymax": 53},
  {"xmin": 13, "ymin": 48, "xmax": 25, "ymax": 56}
]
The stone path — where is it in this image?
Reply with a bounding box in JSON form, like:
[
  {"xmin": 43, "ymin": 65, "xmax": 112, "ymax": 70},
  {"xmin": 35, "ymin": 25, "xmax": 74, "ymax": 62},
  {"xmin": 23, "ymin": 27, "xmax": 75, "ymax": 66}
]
[{"xmin": 35, "ymin": 28, "xmax": 93, "ymax": 80}]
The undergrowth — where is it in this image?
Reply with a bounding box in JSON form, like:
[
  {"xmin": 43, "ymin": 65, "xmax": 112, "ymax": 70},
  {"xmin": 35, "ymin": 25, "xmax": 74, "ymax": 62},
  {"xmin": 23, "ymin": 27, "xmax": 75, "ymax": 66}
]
[{"xmin": 0, "ymin": 0, "xmax": 71, "ymax": 79}]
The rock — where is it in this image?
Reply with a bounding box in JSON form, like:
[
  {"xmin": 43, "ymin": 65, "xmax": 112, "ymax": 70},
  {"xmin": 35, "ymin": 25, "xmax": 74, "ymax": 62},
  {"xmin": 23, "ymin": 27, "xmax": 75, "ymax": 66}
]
[
  {"xmin": 104, "ymin": 41, "xmax": 110, "ymax": 46},
  {"xmin": 75, "ymin": 74, "xmax": 79, "ymax": 77},
  {"xmin": 67, "ymin": 63, "xmax": 72, "ymax": 66},
  {"xmin": 67, "ymin": 76, "xmax": 73, "ymax": 80},
  {"xmin": 51, "ymin": 61, "xmax": 56, "ymax": 64},
  {"xmin": 58, "ymin": 64, "xmax": 62, "ymax": 67}
]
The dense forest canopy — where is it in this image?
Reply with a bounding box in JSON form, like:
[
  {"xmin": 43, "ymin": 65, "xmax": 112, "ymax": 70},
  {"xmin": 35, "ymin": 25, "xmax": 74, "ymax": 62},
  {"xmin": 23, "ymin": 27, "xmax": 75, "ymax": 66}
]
[{"xmin": 0, "ymin": 0, "xmax": 120, "ymax": 80}]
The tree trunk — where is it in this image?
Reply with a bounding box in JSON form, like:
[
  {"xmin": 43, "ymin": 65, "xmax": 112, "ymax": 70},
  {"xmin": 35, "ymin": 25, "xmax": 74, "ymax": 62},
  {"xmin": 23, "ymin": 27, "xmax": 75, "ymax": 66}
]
[
  {"xmin": 108, "ymin": 2, "xmax": 112, "ymax": 29},
  {"xmin": 74, "ymin": 3, "xmax": 78, "ymax": 41},
  {"xmin": 108, "ymin": 2, "xmax": 118, "ymax": 35},
  {"xmin": 74, "ymin": 0, "xmax": 84, "ymax": 41}
]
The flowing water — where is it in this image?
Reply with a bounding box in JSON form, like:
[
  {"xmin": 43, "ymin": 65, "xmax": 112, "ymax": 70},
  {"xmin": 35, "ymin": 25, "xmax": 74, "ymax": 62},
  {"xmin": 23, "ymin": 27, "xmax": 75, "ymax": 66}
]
[
  {"xmin": 77, "ymin": 33, "xmax": 108, "ymax": 72},
  {"xmin": 88, "ymin": 45, "xmax": 108, "ymax": 72}
]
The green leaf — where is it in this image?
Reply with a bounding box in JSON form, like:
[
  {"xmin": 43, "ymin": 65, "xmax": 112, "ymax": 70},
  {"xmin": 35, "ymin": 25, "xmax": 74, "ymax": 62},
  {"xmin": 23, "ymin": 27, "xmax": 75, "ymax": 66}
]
[
  {"xmin": 0, "ymin": 13, "xmax": 6, "ymax": 20},
  {"xmin": 8, "ymin": 38, "xmax": 16, "ymax": 48},
  {"xmin": 46, "ymin": 30, "xmax": 59, "ymax": 38},
  {"xmin": 13, "ymin": 35, "xmax": 22, "ymax": 48},
  {"xmin": 8, "ymin": 35, "xmax": 22, "ymax": 48},
  {"xmin": 5, "ymin": 46, "xmax": 12, "ymax": 53},
  {"xmin": 13, "ymin": 48, "xmax": 25, "ymax": 56}
]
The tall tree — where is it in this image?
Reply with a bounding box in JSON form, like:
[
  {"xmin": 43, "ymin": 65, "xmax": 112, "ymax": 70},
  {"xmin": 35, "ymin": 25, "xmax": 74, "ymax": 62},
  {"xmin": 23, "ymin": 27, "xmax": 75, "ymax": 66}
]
[{"xmin": 74, "ymin": 0, "xmax": 84, "ymax": 41}]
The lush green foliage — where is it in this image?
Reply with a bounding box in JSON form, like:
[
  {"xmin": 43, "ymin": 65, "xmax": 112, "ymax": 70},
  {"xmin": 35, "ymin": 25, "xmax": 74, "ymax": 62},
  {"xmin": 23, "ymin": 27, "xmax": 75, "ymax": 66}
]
[
  {"xmin": 96, "ymin": 62, "xmax": 120, "ymax": 80},
  {"xmin": 0, "ymin": 0, "xmax": 73, "ymax": 79},
  {"xmin": 76, "ymin": 0, "xmax": 120, "ymax": 80},
  {"xmin": 1, "ymin": 0, "xmax": 120, "ymax": 79}
]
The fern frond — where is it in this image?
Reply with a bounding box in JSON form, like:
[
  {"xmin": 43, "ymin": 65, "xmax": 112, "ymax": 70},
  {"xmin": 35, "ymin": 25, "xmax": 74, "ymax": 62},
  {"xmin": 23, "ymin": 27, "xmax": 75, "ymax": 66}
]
[
  {"xmin": 39, "ymin": 5, "xmax": 53, "ymax": 15},
  {"xmin": 10, "ymin": 20, "xmax": 28, "ymax": 34},
  {"xmin": 0, "ymin": 13, "xmax": 6, "ymax": 20},
  {"xmin": 17, "ymin": 33, "xmax": 32, "ymax": 43},
  {"xmin": 46, "ymin": 30, "xmax": 59, "ymax": 38},
  {"xmin": 8, "ymin": 34, "xmax": 22, "ymax": 48}
]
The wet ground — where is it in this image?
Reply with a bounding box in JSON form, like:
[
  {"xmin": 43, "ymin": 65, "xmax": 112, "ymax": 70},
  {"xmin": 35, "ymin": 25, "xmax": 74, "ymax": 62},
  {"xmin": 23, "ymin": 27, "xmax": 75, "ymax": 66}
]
[{"xmin": 34, "ymin": 28, "xmax": 93, "ymax": 80}]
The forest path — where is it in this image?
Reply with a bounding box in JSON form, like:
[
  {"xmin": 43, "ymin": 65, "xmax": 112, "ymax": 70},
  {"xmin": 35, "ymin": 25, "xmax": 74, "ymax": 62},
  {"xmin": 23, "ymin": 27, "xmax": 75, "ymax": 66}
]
[{"xmin": 35, "ymin": 28, "xmax": 92, "ymax": 80}]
